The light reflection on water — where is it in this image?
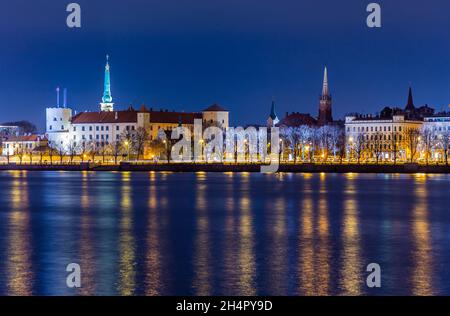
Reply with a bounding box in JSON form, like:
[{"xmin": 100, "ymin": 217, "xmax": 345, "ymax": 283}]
[
  {"xmin": 7, "ymin": 171, "xmax": 32, "ymax": 295},
  {"xmin": 0, "ymin": 171, "xmax": 449, "ymax": 296}
]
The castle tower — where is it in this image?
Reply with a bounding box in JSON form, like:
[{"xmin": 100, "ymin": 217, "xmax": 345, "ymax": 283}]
[
  {"xmin": 100, "ymin": 55, "xmax": 114, "ymax": 112},
  {"xmin": 318, "ymin": 67, "xmax": 333, "ymax": 125},
  {"xmin": 46, "ymin": 87, "xmax": 73, "ymax": 146}
]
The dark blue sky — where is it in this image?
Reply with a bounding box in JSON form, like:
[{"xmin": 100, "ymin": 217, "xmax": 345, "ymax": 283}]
[{"xmin": 1, "ymin": 0, "xmax": 450, "ymax": 131}]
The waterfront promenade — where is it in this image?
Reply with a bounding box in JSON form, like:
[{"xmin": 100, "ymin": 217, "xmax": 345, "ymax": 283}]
[{"xmin": 0, "ymin": 162, "xmax": 449, "ymax": 173}]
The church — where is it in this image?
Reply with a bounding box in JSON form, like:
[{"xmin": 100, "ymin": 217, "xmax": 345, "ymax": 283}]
[
  {"xmin": 267, "ymin": 67, "xmax": 335, "ymax": 128},
  {"xmin": 45, "ymin": 56, "xmax": 229, "ymax": 153}
]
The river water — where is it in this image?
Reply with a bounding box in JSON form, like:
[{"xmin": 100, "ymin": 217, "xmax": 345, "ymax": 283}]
[{"xmin": 0, "ymin": 171, "xmax": 449, "ymax": 295}]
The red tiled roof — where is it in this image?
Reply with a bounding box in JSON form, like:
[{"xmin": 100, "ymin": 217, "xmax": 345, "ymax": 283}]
[
  {"xmin": 71, "ymin": 110, "xmax": 138, "ymax": 124},
  {"xmin": 5, "ymin": 135, "xmax": 46, "ymax": 142},
  {"xmin": 149, "ymin": 111, "xmax": 202, "ymax": 124},
  {"xmin": 71, "ymin": 109, "xmax": 202, "ymax": 125},
  {"xmin": 277, "ymin": 113, "xmax": 317, "ymax": 127}
]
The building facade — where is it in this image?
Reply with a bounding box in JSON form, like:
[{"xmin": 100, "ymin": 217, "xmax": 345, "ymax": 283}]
[
  {"xmin": 45, "ymin": 56, "xmax": 229, "ymax": 156},
  {"xmin": 2, "ymin": 135, "xmax": 48, "ymax": 156},
  {"xmin": 345, "ymin": 114, "xmax": 423, "ymax": 162},
  {"xmin": 423, "ymin": 112, "xmax": 450, "ymax": 161}
]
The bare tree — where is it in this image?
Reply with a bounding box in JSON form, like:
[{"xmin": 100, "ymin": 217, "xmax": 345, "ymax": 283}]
[
  {"xmin": 440, "ymin": 129, "xmax": 450, "ymax": 166},
  {"xmin": 317, "ymin": 126, "xmax": 331, "ymax": 162},
  {"xmin": 79, "ymin": 141, "xmax": 89, "ymax": 163},
  {"xmin": 405, "ymin": 128, "xmax": 420, "ymax": 163},
  {"xmin": 14, "ymin": 146, "xmax": 26, "ymax": 164},
  {"xmin": 87, "ymin": 141, "xmax": 97, "ymax": 162},
  {"xmin": 55, "ymin": 143, "xmax": 66, "ymax": 164},
  {"xmin": 120, "ymin": 130, "xmax": 136, "ymax": 161},
  {"xmin": 149, "ymin": 139, "xmax": 165, "ymax": 162},
  {"xmin": 336, "ymin": 131, "xmax": 346, "ymax": 164},
  {"xmin": 67, "ymin": 140, "xmax": 78, "ymax": 164},
  {"xmin": 48, "ymin": 141, "xmax": 56, "ymax": 165},
  {"xmin": 390, "ymin": 131, "xmax": 400, "ymax": 164},
  {"xmin": 134, "ymin": 127, "xmax": 149, "ymax": 160},
  {"xmin": 298, "ymin": 125, "xmax": 312, "ymax": 162},
  {"xmin": 371, "ymin": 132, "xmax": 384, "ymax": 164},
  {"xmin": 111, "ymin": 140, "xmax": 123, "ymax": 164},
  {"xmin": 352, "ymin": 133, "xmax": 366, "ymax": 164},
  {"xmin": 27, "ymin": 148, "xmax": 33, "ymax": 164},
  {"xmin": 329, "ymin": 125, "xmax": 344, "ymax": 162},
  {"xmin": 281, "ymin": 127, "xmax": 302, "ymax": 163},
  {"xmin": 98, "ymin": 143, "xmax": 113, "ymax": 163},
  {"xmin": 37, "ymin": 147, "xmax": 47, "ymax": 164},
  {"xmin": 157, "ymin": 129, "xmax": 176, "ymax": 163},
  {"xmin": 420, "ymin": 126, "xmax": 435, "ymax": 165}
]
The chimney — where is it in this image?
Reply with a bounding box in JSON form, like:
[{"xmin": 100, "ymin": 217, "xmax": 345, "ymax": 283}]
[
  {"xmin": 56, "ymin": 87, "xmax": 60, "ymax": 108},
  {"xmin": 63, "ymin": 88, "xmax": 67, "ymax": 108}
]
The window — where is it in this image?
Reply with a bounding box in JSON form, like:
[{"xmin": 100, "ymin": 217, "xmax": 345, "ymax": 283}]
[
  {"xmin": 116, "ymin": 126, "xmax": 119, "ymax": 131},
  {"xmin": 101, "ymin": 126, "xmax": 104, "ymax": 131},
  {"xmin": 61, "ymin": 125, "xmax": 64, "ymax": 130},
  {"xmin": 53, "ymin": 117, "xmax": 57, "ymax": 121},
  {"xmin": 73, "ymin": 127, "xmax": 76, "ymax": 131},
  {"xmin": 89, "ymin": 135, "xmax": 93, "ymax": 140},
  {"xmin": 96, "ymin": 135, "xmax": 99, "ymax": 140},
  {"xmin": 73, "ymin": 135, "xmax": 76, "ymax": 140},
  {"xmin": 96, "ymin": 126, "xmax": 99, "ymax": 131},
  {"xmin": 49, "ymin": 125, "xmax": 52, "ymax": 130},
  {"xmin": 132, "ymin": 126, "xmax": 135, "ymax": 131},
  {"xmin": 106, "ymin": 126, "xmax": 109, "ymax": 131},
  {"xmin": 89, "ymin": 126, "xmax": 93, "ymax": 131},
  {"xmin": 82, "ymin": 126, "xmax": 85, "ymax": 132}
]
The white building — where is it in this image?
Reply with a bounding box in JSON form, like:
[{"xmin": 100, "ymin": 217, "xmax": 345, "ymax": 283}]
[
  {"xmin": 345, "ymin": 113, "xmax": 423, "ymax": 162},
  {"xmin": 2, "ymin": 135, "xmax": 48, "ymax": 156},
  {"xmin": 45, "ymin": 56, "xmax": 230, "ymax": 154},
  {"xmin": 423, "ymin": 112, "xmax": 450, "ymax": 161}
]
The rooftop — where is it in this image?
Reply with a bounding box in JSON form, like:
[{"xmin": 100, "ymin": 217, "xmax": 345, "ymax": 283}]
[
  {"xmin": 203, "ymin": 103, "xmax": 227, "ymax": 112},
  {"xmin": 5, "ymin": 135, "xmax": 47, "ymax": 142}
]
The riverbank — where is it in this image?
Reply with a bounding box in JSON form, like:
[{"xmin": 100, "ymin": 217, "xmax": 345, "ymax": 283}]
[{"xmin": 1, "ymin": 162, "xmax": 449, "ymax": 173}]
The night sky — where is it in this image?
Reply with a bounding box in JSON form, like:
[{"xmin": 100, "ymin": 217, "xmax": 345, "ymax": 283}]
[{"xmin": 1, "ymin": 0, "xmax": 450, "ymax": 131}]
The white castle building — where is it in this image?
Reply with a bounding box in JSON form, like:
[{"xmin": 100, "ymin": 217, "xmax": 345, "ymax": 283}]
[{"xmin": 45, "ymin": 56, "xmax": 229, "ymax": 151}]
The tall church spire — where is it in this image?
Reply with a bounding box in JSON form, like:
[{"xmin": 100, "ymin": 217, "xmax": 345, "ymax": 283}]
[
  {"xmin": 318, "ymin": 66, "xmax": 333, "ymax": 125},
  {"xmin": 267, "ymin": 98, "xmax": 279, "ymax": 127},
  {"xmin": 100, "ymin": 55, "xmax": 114, "ymax": 111},
  {"xmin": 405, "ymin": 86, "xmax": 415, "ymax": 110},
  {"xmin": 322, "ymin": 66, "xmax": 329, "ymax": 96}
]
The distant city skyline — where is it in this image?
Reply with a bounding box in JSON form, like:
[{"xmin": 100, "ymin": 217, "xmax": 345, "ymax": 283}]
[{"xmin": 1, "ymin": 0, "xmax": 450, "ymax": 131}]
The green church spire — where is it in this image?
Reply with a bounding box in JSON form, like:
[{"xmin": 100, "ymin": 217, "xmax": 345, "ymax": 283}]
[{"xmin": 102, "ymin": 55, "xmax": 113, "ymax": 103}]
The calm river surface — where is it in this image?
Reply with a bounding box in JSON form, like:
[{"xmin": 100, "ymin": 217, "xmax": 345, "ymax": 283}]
[{"xmin": 0, "ymin": 171, "xmax": 449, "ymax": 296}]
